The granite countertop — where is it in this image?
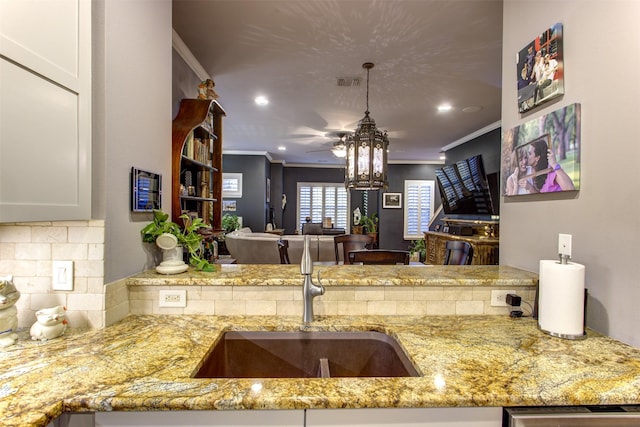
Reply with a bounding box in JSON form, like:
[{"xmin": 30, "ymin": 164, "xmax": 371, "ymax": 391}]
[
  {"xmin": 127, "ymin": 264, "xmax": 539, "ymax": 287},
  {"xmin": 2, "ymin": 314, "xmax": 640, "ymax": 426}
]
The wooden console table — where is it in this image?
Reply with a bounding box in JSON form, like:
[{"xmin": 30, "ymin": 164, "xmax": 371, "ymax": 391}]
[
  {"xmin": 265, "ymin": 228, "xmax": 285, "ymax": 236},
  {"xmin": 424, "ymin": 232, "xmax": 499, "ymax": 265}
]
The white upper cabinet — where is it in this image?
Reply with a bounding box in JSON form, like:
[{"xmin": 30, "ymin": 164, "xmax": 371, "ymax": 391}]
[{"xmin": 0, "ymin": 0, "xmax": 91, "ymax": 222}]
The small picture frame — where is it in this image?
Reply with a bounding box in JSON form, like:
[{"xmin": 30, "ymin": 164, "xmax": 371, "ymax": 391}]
[
  {"xmin": 383, "ymin": 192, "xmax": 402, "ymax": 209},
  {"xmin": 222, "ymin": 200, "xmax": 237, "ymax": 212}
]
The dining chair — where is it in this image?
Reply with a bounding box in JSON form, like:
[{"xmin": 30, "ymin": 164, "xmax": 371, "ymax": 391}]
[
  {"xmin": 443, "ymin": 241, "xmax": 474, "ymax": 265},
  {"xmin": 348, "ymin": 249, "xmax": 410, "ymax": 265},
  {"xmin": 333, "ymin": 234, "xmax": 374, "ymax": 264},
  {"xmin": 277, "ymin": 239, "xmax": 290, "ymax": 264}
]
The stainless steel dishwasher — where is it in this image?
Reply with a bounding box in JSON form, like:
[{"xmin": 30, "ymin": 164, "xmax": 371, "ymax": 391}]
[{"xmin": 503, "ymin": 406, "xmax": 640, "ymax": 426}]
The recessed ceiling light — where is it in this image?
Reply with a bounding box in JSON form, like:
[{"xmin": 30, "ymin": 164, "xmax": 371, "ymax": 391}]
[
  {"xmin": 437, "ymin": 104, "xmax": 453, "ymax": 113},
  {"xmin": 277, "ymin": 146, "xmax": 286, "ymax": 151},
  {"xmin": 255, "ymin": 95, "xmax": 269, "ymax": 106}
]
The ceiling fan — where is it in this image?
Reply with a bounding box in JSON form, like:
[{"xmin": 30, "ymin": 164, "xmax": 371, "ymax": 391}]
[{"xmin": 306, "ymin": 132, "xmax": 349, "ymax": 158}]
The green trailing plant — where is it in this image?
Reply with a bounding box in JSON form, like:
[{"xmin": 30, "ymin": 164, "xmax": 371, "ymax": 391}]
[
  {"xmin": 360, "ymin": 212, "xmax": 379, "ymax": 234},
  {"xmin": 140, "ymin": 209, "xmax": 215, "ymax": 272}
]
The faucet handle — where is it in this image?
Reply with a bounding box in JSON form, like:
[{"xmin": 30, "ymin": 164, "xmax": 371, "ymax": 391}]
[{"xmin": 316, "ymin": 269, "xmax": 323, "ymax": 286}]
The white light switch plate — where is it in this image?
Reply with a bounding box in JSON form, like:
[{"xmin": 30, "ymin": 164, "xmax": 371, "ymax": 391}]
[{"xmin": 52, "ymin": 260, "xmax": 74, "ymax": 291}]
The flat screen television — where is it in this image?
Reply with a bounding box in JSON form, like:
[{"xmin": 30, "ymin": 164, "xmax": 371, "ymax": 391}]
[{"xmin": 435, "ymin": 155, "xmax": 498, "ymax": 216}]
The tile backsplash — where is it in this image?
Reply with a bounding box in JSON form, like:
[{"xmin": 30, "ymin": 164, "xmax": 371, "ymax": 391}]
[
  {"xmin": 0, "ymin": 220, "xmax": 106, "ymax": 329},
  {"xmin": 129, "ymin": 284, "xmax": 536, "ymax": 317}
]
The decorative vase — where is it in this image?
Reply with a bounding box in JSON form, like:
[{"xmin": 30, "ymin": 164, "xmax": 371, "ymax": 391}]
[
  {"xmin": 155, "ymin": 233, "xmax": 188, "ymax": 275},
  {"xmin": 352, "ymin": 225, "xmax": 364, "ymax": 234}
]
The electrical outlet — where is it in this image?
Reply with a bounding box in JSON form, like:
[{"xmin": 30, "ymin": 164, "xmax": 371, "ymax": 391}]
[
  {"xmin": 159, "ymin": 290, "xmax": 187, "ymax": 307},
  {"xmin": 52, "ymin": 260, "xmax": 74, "ymax": 291},
  {"xmin": 491, "ymin": 290, "xmax": 516, "ymax": 307}
]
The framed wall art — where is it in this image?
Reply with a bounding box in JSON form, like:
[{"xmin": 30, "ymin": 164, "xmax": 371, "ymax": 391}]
[
  {"xmin": 222, "ymin": 173, "xmax": 242, "ymax": 198},
  {"xmin": 517, "ymin": 22, "xmax": 564, "ymax": 113},
  {"xmin": 383, "ymin": 192, "xmax": 402, "ymax": 208},
  {"xmin": 222, "ymin": 200, "xmax": 237, "ymax": 212},
  {"xmin": 502, "ymin": 103, "xmax": 581, "ymax": 196}
]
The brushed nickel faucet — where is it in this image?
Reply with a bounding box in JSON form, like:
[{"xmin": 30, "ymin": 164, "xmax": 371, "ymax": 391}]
[{"xmin": 301, "ymin": 234, "xmax": 324, "ymax": 322}]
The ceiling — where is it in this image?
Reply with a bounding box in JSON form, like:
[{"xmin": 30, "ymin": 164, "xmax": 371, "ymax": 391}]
[{"xmin": 172, "ymin": 0, "xmax": 503, "ymax": 166}]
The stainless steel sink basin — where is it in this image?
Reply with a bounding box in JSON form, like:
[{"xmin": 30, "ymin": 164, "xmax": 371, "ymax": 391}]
[{"xmin": 193, "ymin": 331, "xmax": 419, "ymax": 378}]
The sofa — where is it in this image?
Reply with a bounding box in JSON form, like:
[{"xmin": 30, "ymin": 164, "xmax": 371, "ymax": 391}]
[{"xmin": 224, "ymin": 228, "xmax": 339, "ymax": 264}]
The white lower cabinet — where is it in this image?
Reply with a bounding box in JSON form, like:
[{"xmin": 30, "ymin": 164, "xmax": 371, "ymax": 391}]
[
  {"xmin": 94, "ymin": 410, "xmax": 303, "ymax": 426},
  {"xmin": 54, "ymin": 407, "xmax": 502, "ymax": 427},
  {"xmin": 305, "ymin": 407, "xmax": 503, "ymax": 427}
]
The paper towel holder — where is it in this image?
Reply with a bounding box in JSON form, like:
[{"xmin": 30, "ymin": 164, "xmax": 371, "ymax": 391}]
[{"xmin": 536, "ymin": 287, "xmax": 588, "ymax": 340}]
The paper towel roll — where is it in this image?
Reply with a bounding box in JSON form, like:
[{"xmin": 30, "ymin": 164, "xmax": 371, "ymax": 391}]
[{"xmin": 538, "ymin": 260, "xmax": 586, "ymax": 339}]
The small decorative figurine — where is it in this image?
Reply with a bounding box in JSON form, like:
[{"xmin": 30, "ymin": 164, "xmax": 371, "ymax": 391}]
[
  {"xmin": 197, "ymin": 78, "xmax": 219, "ymax": 100},
  {"xmin": 30, "ymin": 305, "xmax": 67, "ymax": 341},
  {"xmin": 0, "ymin": 275, "xmax": 20, "ymax": 348}
]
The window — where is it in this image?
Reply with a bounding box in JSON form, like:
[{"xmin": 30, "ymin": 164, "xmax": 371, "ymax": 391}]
[
  {"xmin": 403, "ymin": 180, "xmax": 435, "ymax": 239},
  {"xmin": 297, "ymin": 183, "xmax": 349, "ymax": 231}
]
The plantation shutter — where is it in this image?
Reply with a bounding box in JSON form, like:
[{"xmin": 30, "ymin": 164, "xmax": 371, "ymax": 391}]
[
  {"xmin": 404, "ymin": 180, "xmax": 435, "ymax": 239},
  {"xmin": 297, "ymin": 183, "xmax": 349, "ymax": 232}
]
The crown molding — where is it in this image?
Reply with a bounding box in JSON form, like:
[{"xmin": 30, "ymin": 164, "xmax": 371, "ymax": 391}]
[
  {"xmin": 172, "ymin": 29, "xmax": 209, "ymax": 81},
  {"xmin": 441, "ymin": 120, "xmax": 501, "ymax": 152},
  {"xmin": 223, "ymin": 150, "xmax": 274, "ymax": 162},
  {"xmin": 284, "ymin": 163, "xmax": 345, "ymax": 169}
]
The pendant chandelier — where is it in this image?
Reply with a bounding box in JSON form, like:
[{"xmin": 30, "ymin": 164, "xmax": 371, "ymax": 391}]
[{"xmin": 345, "ymin": 62, "xmax": 389, "ymax": 190}]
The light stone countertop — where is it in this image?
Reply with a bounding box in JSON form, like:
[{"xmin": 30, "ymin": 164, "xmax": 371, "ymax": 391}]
[
  {"xmin": 2, "ymin": 314, "xmax": 640, "ymax": 427},
  {"xmin": 126, "ymin": 264, "xmax": 539, "ymax": 287}
]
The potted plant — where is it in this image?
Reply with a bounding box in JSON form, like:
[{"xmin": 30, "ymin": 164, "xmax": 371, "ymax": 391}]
[
  {"xmin": 140, "ymin": 209, "xmax": 215, "ymax": 272},
  {"xmin": 360, "ymin": 212, "xmax": 379, "ymax": 242},
  {"xmin": 217, "ymin": 213, "xmax": 240, "ymax": 255},
  {"xmin": 221, "ymin": 213, "xmax": 240, "ymax": 234},
  {"xmin": 409, "ymin": 239, "xmax": 426, "ymax": 263}
]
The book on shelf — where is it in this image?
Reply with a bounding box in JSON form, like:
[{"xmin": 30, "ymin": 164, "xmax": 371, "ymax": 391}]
[
  {"xmin": 183, "ymin": 132, "xmax": 194, "ymax": 159},
  {"xmin": 182, "ymin": 133, "xmax": 213, "ymax": 164}
]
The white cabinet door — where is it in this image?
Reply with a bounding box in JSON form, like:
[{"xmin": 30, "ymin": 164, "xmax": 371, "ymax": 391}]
[
  {"xmin": 94, "ymin": 409, "xmax": 304, "ymax": 427},
  {"xmin": 0, "ymin": 0, "xmax": 91, "ymax": 222},
  {"xmin": 305, "ymin": 407, "xmax": 502, "ymax": 427}
]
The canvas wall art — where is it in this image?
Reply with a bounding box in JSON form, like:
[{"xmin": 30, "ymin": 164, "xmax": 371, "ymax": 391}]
[
  {"xmin": 502, "ymin": 103, "xmax": 581, "ymax": 196},
  {"xmin": 517, "ymin": 22, "xmax": 564, "ymax": 113}
]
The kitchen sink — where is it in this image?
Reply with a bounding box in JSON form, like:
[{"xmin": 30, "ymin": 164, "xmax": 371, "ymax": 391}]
[{"xmin": 193, "ymin": 331, "xmax": 419, "ymax": 378}]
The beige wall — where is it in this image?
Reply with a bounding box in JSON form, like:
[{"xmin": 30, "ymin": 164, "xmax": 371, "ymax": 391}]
[
  {"xmin": 501, "ymin": 1, "xmax": 640, "ymax": 346},
  {"xmin": 95, "ymin": 0, "xmax": 173, "ymax": 283}
]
